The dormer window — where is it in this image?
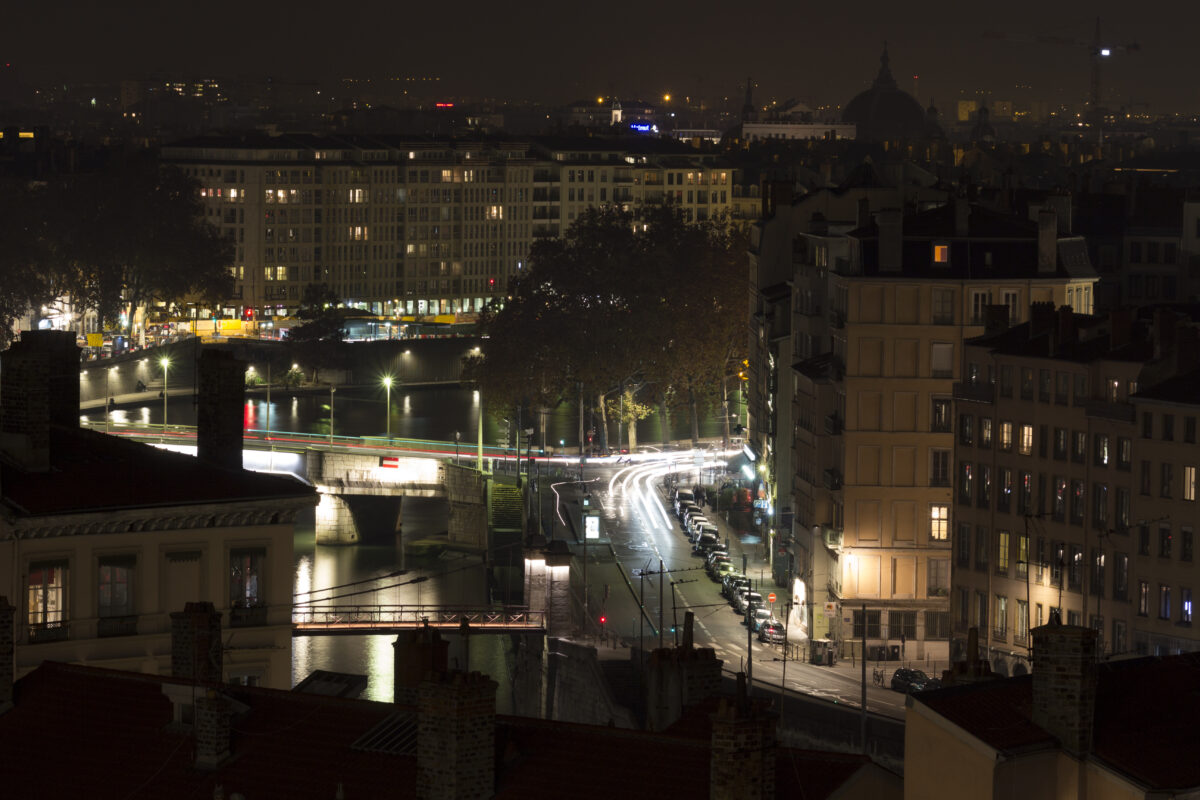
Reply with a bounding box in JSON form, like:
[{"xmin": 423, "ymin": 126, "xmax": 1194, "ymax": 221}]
[{"xmin": 933, "ymin": 243, "xmax": 950, "ymax": 264}]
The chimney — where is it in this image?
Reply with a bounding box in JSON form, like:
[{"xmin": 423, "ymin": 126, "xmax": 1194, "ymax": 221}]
[
  {"xmin": 1056, "ymin": 305, "xmax": 1077, "ymax": 350},
  {"xmin": 1037, "ymin": 209, "xmax": 1058, "ymax": 273},
  {"xmin": 1154, "ymin": 308, "xmax": 1179, "ymax": 361},
  {"xmin": 0, "ymin": 330, "xmax": 79, "ymax": 471},
  {"xmin": 647, "ymin": 611, "xmax": 724, "ymax": 731},
  {"xmin": 418, "ymin": 671, "xmax": 497, "ymax": 800},
  {"xmin": 1030, "ymin": 301, "xmax": 1056, "ymax": 338},
  {"xmin": 681, "ymin": 610, "xmax": 695, "ymax": 650},
  {"xmin": 170, "ymin": 601, "xmax": 224, "ymax": 683},
  {"xmin": 194, "ymin": 689, "xmax": 232, "ymax": 769},
  {"xmin": 710, "ymin": 673, "xmax": 776, "ymax": 800},
  {"xmin": 1032, "ymin": 623, "xmax": 1099, "ymax": 758},
  {"xmin": 855, "ymin": 197, "xmax": 870, "ymax": 229},
  {"xmin": 1108, "ymin": 307, "xmax": 1132, "ymax": 349},
  {"xmin": 877, "ymin": 208, "xmax": 903, "ymax": 272},
  {"xmin": 196, "ymin": 349, "xmax": 246, "ymax": 471},
  {"xmin": 0, "ymin": 596, "xmax": 13, "ymax": 713},
  {"xmin": 1046, "ymin": 192, "xmax": 1073, "ymax": 235},
  {"xmin": 394, "ymin": 623, "xmax": 450, "ymax": 706},
  {"xmin": 954, "ymin": 196, "xmax": 970, "ymax": 237},
  {"xmin": 983, "ymin": 304, "xmax": 1010, "ymax": 335}
]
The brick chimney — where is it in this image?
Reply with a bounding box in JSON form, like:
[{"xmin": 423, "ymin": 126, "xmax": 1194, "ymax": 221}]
[
  {"xmin": 393, "ymin": 623, "xmax": 449, "ymax": 706},
  {"xmin": 170, "ymin": 601, "xmax": 224, "ymax": 683},
  {"xmin": 647, "ymin": 612, "xmax": 724, "ymax": 731},
  {"xmin": 0, "ymin": 330, "xmax": 79, "ymax": 471},
  {"xmin": 194, "ymin": 689, "xmax": 232, "ymax": 769},
  {"xmin": 710, "ymin": 673, "xmax": 776, "ymax": 800},
  {"xmin": 877, "ymin": 208, "xmax": 903, "ymax": 272},
  {"xmin": 1032, "ymin": 623, "xmax": 1098, "ymax": 758},
  {"xmin": 417, "ymin": 671, "xmax": 497, "ymax": 800},
  {"xmin": 196, "ymin": 350, "xmax": 246, "ymax": 471},
  {"xmin": 0, "ymin": 596, "xmax": 13, "ymax": 713},
  {"xmin": 1037, "ymin": 209, "xmax": 1058, "ymax": 273}
]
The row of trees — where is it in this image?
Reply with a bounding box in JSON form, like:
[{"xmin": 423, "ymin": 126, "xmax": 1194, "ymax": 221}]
[
  {"xmin": 464, "ymin": 205, "xmax": 748, "ymax": 451},
  {"xmin": 0, "ymin": 152, "xmax": 233, "ymax": 347}
]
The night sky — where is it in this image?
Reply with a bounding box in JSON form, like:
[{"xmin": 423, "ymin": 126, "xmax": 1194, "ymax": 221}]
[{"xmin": 9, "ymin": 1, "xmax": 1200, "ymax": 112}]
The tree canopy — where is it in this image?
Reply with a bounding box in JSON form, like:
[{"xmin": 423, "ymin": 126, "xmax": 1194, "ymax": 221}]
[
  {"xmin": 464, "ymin": 204, "xmax": 747, "ymax": 446},
  {"xmin": 0, "ymin": 153, "xmax": 232, "ymax": 346}
]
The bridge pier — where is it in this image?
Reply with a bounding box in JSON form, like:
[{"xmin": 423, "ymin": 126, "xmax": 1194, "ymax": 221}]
[
  {"xmin": 314, "ymin": 493, "xmax": 360, "ymax": 545},
  {"xmin": 524, "ymin": 539, "xmax": 573, "ymax": 637}
]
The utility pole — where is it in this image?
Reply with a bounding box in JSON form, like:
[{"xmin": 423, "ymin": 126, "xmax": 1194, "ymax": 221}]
[{"xmin": 658, "ymin": 558, "xmax": 664, "ymax": 649}]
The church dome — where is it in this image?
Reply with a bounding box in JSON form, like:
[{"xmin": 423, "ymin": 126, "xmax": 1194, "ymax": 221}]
[{"xmin": 843, "ymin": 46, "xmax": 927, "ymax": 142}]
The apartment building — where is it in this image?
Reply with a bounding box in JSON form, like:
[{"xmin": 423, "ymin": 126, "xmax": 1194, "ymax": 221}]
[
  {"xmin": 952, "ymin": 305, "xmax": 1200, "ymax": 675},
  {"xmin": 161, "ymin": 134, "xmax": 747, "ymax": 322},
  {"xmin": 750, "ymin": 195, "xmax": 1097, "ymax": 661}
]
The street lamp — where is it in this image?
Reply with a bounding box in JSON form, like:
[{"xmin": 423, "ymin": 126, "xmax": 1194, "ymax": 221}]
[
  {"xmin": 455, "ymin": 430, "xmax": 461, "ymax": 462},
  {"xmin": 329, "ymin": 384, "xmax": 336, "ymax": 444},
  {"xmin": 159, "ymin": 357, "xmax": 170, "ymax": 442},
  {"xmin": 382, "ymin": 376, "xmax": 394, "ymax": 440}
]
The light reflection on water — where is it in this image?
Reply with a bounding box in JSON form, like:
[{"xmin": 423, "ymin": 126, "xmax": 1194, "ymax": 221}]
[{"xmin": 290, "ymin": 500, "xmax": 511, "ymax": 704}]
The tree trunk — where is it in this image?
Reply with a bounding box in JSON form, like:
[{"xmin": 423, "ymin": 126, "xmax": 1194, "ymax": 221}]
[
  {"xmin": 626, "ymin": 418, "xmax": 638, "ymax": 451},
  {"xmin": 597, "ymin": 393, "xmax": 609, "ymax": 453},
  {"xmin": 689, "ymin": 387, "xmax": 700, "ymax": 447},
  {"xmin": 658, "ymin": 400, "xmax": 670, "ymax": 448}
]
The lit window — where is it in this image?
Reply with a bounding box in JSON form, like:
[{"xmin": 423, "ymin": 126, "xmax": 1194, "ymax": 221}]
[
  {"xmin": 930, "ymin": 505, "xmax": 949, "ymax": 540},
  {"xmin": 933, "ymin": 244, "xmax": 950, "ymax": 264},
  {"xmin": 1018, "ymin": 424, "xmax": 1033, "ymax": 455}
]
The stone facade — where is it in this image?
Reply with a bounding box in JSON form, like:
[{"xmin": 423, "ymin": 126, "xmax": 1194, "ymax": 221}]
[
  {"xmin": 170, "ymin": 601, "xmax": 224, "ymax": 683},
  {"xmin": 444, "ymin": 464, "xmax": 488, "ymax": 549},
  {"xmin": 710, "ymin": 676, "xmax": 777, "ymax": 800},
  {"xmin": 194, "ymin": 690, "xmax": 232, "ymax": 769},
  {"xmin": 1031, "ymin": 623, "xmax": 1098, "ymax": 756},
  {"xmin": 523, "ymin": 542, "xmax": 573, "ymax": 637},
  {"xmin": 417, "ymin": 671, "xmax": 497, "ymax": 800}
]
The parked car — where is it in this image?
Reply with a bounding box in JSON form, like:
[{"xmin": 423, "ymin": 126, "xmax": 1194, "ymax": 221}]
[
  {"xmin": 678, "ymin": 502, "xmax": 700, "ymax": 523},
  {"xmin": 758, "ymin": 620, "xmax": 786, "ymax": 644},
  {"xmin": 748, "ymin": 606, "xmax": 773, "ymax": 631},
  {"xmin": 736, "ymin": 591, "xmax": 763, "ymax": 615},
  {"xmin": 890, "ymin": 668, "xmax": 940, "ymax": 693},
  {"xmin": 706, "ymin": 554, "xmax": 731, "ymax": 578},
  {"xmin": 673, "ymin": 489, "xmax": 694, "ymax": 514},
  {"xmin": 693, "ymin": 533, "xmax": 719, "ymax": 555},
  {"xmin": 686, "ymin": 515, "xmax": 709, "ymax": 538},
  {"xmin": 722, "ymin": 575, "xmax": 749, "ymax": 600},
  {"xmin": 713, "ymin": 561, "xmax": 737, "ymax": 581},
  {"xmin": 695, "ymin": 523, "xmax": 720, "ymax": 543}
]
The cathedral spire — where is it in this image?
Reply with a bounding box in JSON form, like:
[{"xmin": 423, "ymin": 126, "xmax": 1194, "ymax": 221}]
[{"xmin": 874, "ymin": 43, "xmax": 897, "ymax": 89}]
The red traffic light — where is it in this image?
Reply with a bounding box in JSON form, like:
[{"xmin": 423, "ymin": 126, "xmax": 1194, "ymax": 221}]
[{"xmin": 598, "ymin": 615, "xmax": 607, "ymax": 625}]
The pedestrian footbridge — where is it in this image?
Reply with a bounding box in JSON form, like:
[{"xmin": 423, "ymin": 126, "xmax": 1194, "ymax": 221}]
[{"xmin": 292, "ymin": 604, "xmax": 544, "ymax": 635}]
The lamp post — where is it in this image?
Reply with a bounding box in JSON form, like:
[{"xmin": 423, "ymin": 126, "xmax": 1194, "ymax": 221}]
[
  {"xmin": 455, "ymin": 430, "xmax": 461, "ymax": 462},
  {"xmin": 265, "ymin": 361, "xmax": 272, "ymax": 440},
  {"xmin": 329, "ymin": 384, "xmax": 336, "ymax": 444},
  {"xmin": 159, "ymin": 357, "xmax": 170, "ymax": 442},
  {"xmin": 383, "ymin": 376, "xmax": 393, "ymax": 440}
]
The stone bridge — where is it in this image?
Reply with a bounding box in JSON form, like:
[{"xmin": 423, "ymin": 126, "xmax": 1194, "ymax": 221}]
[{"xmin": 302, "ymin": 449, "xmax": 489, "ymax": 546}]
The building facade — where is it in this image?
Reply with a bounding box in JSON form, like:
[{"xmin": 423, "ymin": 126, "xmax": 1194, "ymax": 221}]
[{"xmin": 162, "ymin": 135, "xmax": 749, "ymax": 323}]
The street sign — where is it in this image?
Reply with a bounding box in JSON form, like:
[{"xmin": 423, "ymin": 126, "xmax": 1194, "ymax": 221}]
[
  {"xmin": 585, "ymin": 513, "xmax": 600, "ymax": 540},
  {"xmin": 767, "ymin": 592, "xmax": 777, "ymax": 604}
]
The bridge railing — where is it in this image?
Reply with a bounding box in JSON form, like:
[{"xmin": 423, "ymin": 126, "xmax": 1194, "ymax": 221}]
[{"xmin": 292, "ymin": 604, "xmax": 544, "ymax": 629}]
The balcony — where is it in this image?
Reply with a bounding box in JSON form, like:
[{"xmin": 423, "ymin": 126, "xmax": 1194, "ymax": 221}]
[
  {"xmin": 821, "ymin": 527, "xmax": 843, "ymax": 551},
  {"xmin": 1085, "ymin": 399, "xmax": 1136, "ymax": 423},
  {"xmin": 824, "ymin": 413, "xmax": 844, "ymax": 435},
  {"xmin": 829, "ymin": 310, "xmax": 845, "ymax": 329},
  {"xmin": 97, "ymin": 615, "xmax": 138, "ymax": 638},
  {"xmin": 229, "ymin": 604, "xmax": 269, "ymax": 628},
  {"xmin": 992, "ymin": 627, "xmax": 1009, "ymax": 642},
  {"xmin": 953, "ymin": 382, "xmax": 995, "ymax": 404},
  {"xmin": 823, "ymin": 468, "xmax": 843, "ymax": 490},
  {"xmin": 28, "ymin": 621, "xmax": 68, "ymax": 644}
]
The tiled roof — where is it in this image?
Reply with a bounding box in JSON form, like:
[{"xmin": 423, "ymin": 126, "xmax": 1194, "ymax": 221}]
[
  {"xmin": 0, "ymin": 425, "xmax": 315, "ymax": 517},
  {"xmin": 1, "ymin": 661, "xmax": 893, "ymax": 799},
  {"xmin": 915, "ymin": 652, "xmax": 1200, "ymax": 790}
]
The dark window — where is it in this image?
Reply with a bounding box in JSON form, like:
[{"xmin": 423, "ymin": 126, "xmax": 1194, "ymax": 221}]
[
  {"xmin": 1186, "ymin": 417, "xmax": 1196, "ymax": 444},
  {"xmin": 931, "ymin": 399, "xmax": 952, "ymax": 432},
  {"xmin": 959, "ymin": 414, "xmax": 974, "ymax": 446},
  {"xmin": 1118, "ymin": 438, "xmax": 1132, "ymax": 470},
  {"xmin": 1092, "ymin": 483, "xmax": 1108, "ymax": 530},
  {"xmin": 1018, "ymin": 471, "xmax": 1033, "ymax": 514},
  {"xmin": 889, "ymin": 610, "xmax": 917, "ymax": 640},
  {"xmin": 1072, "ymin": 431, "xmax": 1086, "ymax": 464},
  {"xmin": 852, "ymin": 609, "xmax": 882, "ymax": 638},
  {"xmin": 1055, "ymin": 372, "xmax": 1070, "ymax": 405},
  {"xmin": 1183, "ymin": 528, "xmax": 1194, "ymax": 562},
  {"xmin": 1038, "ymin": 425, "xmax": 1048, "ymax": 458},
  {"xmin": 975, "ymin": 526, "xmax": 990, "ymax": 571},
  {"xmin": 230, "ymin": 548, "xmax": 266, "ymax": 621},
  {"xmin": 1053, "ymin": 428, "xmax": 1068, "ymax": 460},
  {"xmin": 1140, "ymin": 461, "xmax": 1151, "ymax": 495},
  {"xmin": 999, "ymin": 365, "xmax": 1013, "ymax": 398},
  {"xmin": 931, "ymin": 450, "xmax": 951, "ymax": 487},
  {"xmin": 1039, "ymin": 369, "xmax": 1051, "ymax": 403},
  {"xmin": 1114, "ymin": 554, "xmax": 1129, "ymax": 601},
  {"xmin": 1053, "ymin": 477, "xmax": 1067, "ymax": 522},
  {"xmin": 1020, "ymin": 368, "xmax": 1034, "ymax": 401},
  {"xmin": 998, "ymin": 468, "xmax": 1013, "ymax": 513},
  {"xmin": 1160, "ymin": 526, "xmax": 1173, "ymax": 559},
  {"xmin": 1138, "ymin": 525, "xmax": 1151, "ymax": 556},
  {"xmin": 978, "ymin": 465, "xmax": 992, "ymax": 509},
  {"xmin": 1162, "ymin": 463, "xmax": 1174, "ymax": 498},
  {"xmin": 956, "ymin": 523, "xmax": 971, "ymax": 568},
  {"xmin": 958, "ymin": 462, "xmax": 973, "ymax": 505},
  {"xmin": 1163, "ymin": 414, "xmax": 1175, "ymax": 442},
  {"xmin": 1070, "ymin": 480, "xmax": 1085, "ymax": 525},
  {"xmin": 1143, "ymin": 412, "xmax": 1154, "ymax": 439}
]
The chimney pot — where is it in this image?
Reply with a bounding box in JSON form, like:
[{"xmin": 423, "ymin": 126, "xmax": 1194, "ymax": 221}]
[{"xmin": 170, "ymin": 601, "xmax": 223, "ymax": 683}]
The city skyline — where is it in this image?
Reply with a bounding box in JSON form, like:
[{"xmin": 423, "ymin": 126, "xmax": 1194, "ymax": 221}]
[{"xmin": 6, "ymin": 2, "xmax": 1199, "ymax": 113}]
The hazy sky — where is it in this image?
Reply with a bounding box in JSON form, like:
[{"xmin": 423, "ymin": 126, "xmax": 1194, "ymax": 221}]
[{"xmin": 8, "ymin": 1, "xmax": 1199, "ymax": 112}]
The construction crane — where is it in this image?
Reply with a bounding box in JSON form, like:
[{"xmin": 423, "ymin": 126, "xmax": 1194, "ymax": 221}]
[{"xmin": 982, "ymin": 18, "xmax": 1139, "ymax": 120}]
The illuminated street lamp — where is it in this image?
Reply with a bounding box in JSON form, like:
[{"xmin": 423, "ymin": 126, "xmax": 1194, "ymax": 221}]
[
  {"xmin": 382, "ymin": 376, "xmax": 394, "ymax": 440},
  {"xmin": 329, "ymin": 383, "xmax": 336, "ymax": 444},
  {"xmin": 159, "ymin": 357, "xmax": 170, "ymax": 442}
]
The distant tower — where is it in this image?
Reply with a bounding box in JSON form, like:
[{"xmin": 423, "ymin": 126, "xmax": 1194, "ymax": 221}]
[
  {"xmin": 610, "ymin": 98, "xmax": 623, "ymax": 125},
  {"xmin": 741, "ymin": 76, "xmax": 757, "ymax": 123}
]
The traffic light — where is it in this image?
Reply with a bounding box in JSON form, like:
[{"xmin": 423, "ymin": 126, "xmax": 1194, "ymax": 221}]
[{"xmin": 598, "ymin": 614, "xmax": 607, "ymax": 626}]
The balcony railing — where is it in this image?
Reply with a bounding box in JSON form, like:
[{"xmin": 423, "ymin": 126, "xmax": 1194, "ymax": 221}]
[
  {"xmin": 953, "ymin": 382, "xmax": 995, "ymax": 404},
  {"xmin": 28, "ymin": 621, "xmax": 68, "ymax": 644},
  {"xmin": 823, "ymin": 468, "xmax": 843, "ymax": 490},
  {"xmin": 824, "ymin": 413, "xmax": 844, "ymax": 435},
  {"xmin": 97, "ymin": 615, "xmax": 138, "ymax": 638},
  {"xmin": 1085, "ymin": 399, "xmax": 1136, "ymax": 423},
  {"xmin": 829, "ymin": 310, "xmax": 845, "ymax": 329},
  {"xmin": 992, "ymin": 626, "xmax": 1008, "ymax": 642},
  {"xmin": 229, "ymin": 604, "xmax": 269, "ymax": 628},
  {"xmin": 821, "ymin": 527, "xmax": 843, "ymax": 550}
]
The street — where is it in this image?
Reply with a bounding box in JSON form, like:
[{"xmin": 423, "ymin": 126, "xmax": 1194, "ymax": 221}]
[{"xmin": 548, "ymin": 449, "xmax": 913, "ymax": 721}]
